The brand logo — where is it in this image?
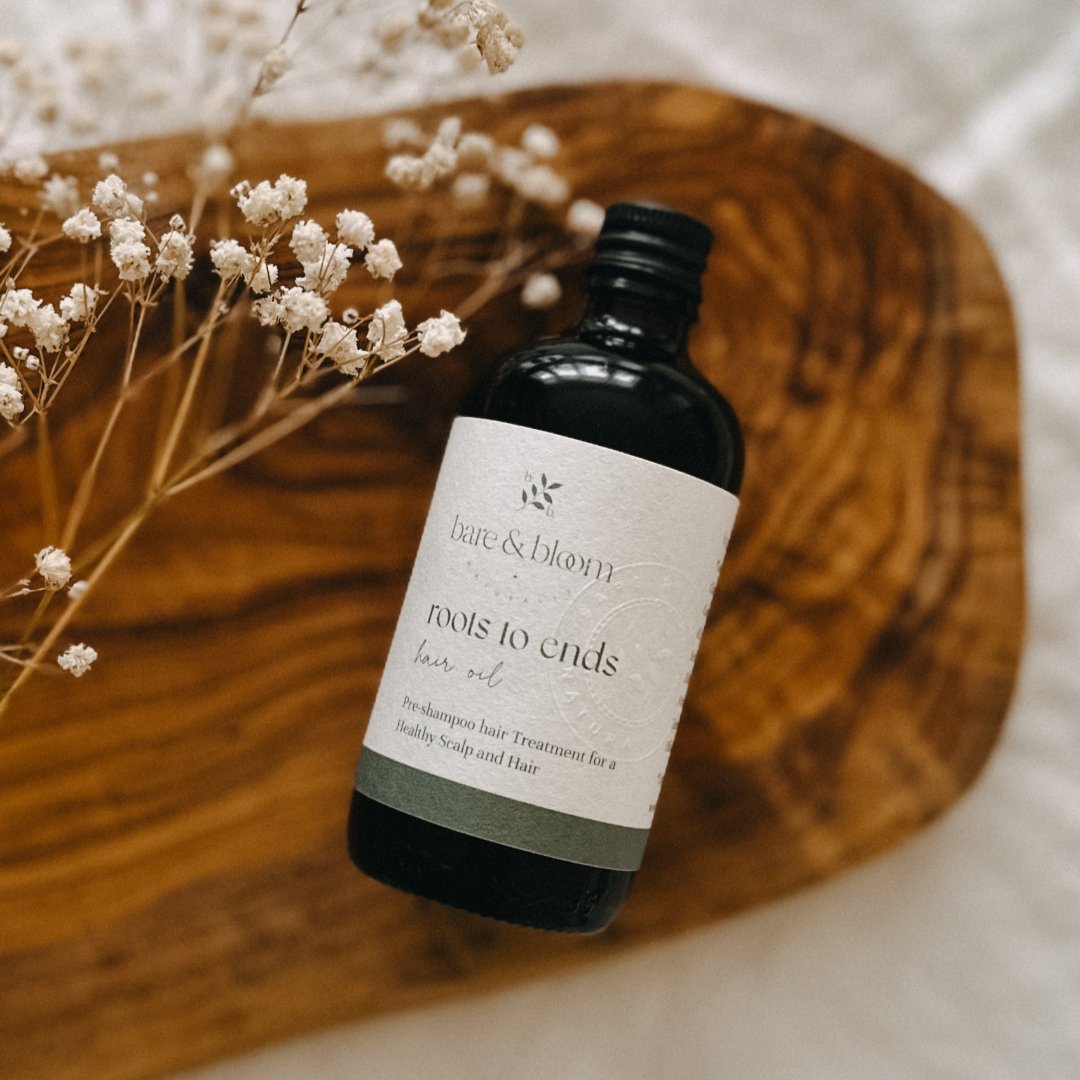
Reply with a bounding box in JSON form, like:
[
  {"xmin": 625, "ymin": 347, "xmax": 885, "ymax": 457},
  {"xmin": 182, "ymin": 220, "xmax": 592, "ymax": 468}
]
[{"xmin": 519, "ymin": 471, "xmax": 561, "ymax": 516}]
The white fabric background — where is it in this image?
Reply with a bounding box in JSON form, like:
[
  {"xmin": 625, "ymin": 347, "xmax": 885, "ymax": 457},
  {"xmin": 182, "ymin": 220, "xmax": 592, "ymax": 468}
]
[{"xmin": 11, "ymin": 1, "xmax": 1079, "ymax": 1077}]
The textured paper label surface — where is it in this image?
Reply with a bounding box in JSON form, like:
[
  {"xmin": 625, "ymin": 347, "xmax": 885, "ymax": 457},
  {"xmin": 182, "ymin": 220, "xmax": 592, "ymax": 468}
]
[{"xmin": 357, "ymin": 416, "xmax": 738, "ymax": 869}]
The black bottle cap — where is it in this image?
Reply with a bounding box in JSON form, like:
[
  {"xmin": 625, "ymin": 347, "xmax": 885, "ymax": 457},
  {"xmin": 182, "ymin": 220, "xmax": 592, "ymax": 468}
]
[{"xmin": 589, "ymin": 202, "xmax": 714, "ymax": 304}]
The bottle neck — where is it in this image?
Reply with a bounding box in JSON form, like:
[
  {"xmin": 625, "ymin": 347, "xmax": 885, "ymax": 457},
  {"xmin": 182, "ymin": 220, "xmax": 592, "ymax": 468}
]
[{"xmin": 573, "ymin": 285, "xmax": 696, "ymax": 364}]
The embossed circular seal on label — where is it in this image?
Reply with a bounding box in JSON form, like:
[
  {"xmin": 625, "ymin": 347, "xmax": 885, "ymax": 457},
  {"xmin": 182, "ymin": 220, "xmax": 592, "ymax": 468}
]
[{"xmin": 552, "ymin": 562, "xmax": 702, "ymax": 762}]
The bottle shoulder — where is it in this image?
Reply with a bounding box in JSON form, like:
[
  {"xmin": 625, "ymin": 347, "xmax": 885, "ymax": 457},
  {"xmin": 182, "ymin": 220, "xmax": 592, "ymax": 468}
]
[{"xmin": 483, "ymin": 336, "xmax": 744, "ymax": 494}]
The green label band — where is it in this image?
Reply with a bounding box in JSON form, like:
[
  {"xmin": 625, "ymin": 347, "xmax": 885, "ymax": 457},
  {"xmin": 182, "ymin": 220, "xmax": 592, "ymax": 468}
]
[{"xmin": 356, "ymin": 749, "xmax": 649, "ymax": 871}]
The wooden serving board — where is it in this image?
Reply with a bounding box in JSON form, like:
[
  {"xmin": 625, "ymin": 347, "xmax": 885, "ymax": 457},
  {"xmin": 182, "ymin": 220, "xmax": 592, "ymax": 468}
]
[{"xmin": 0, "ymin": 83, "xmax": 1023, "ymax": 1079}]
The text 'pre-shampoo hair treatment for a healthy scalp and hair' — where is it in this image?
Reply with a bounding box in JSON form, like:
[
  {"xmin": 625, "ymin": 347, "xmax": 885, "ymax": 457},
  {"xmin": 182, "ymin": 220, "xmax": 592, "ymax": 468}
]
[{"xmin": 349, "ymin": 202, "xmax": 744, "ymax": 932}]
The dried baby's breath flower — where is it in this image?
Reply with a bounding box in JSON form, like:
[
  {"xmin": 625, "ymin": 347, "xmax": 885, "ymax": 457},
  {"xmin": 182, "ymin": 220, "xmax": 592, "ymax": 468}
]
[
  {"xmin": 40, "ymin": 174, "xmax": 80, "ymax": 218},
  {"xmin": 521, "ymin": 272, "xmax": 561, "ymax": 309},
  {"xmin": 62, "ymin": 208, "xmax": 102, "ymax": 243},
  {"xmin": 521, "ymin": 124, "xmax": 559, "ymax": 160},
  {"xmin": 316, "ymin": 320, "xmax": 368, "ymax": 375},
  {"xmin": 417, "ymin": 310, "xmax": 464, "ymax": 356},
  {"xmin": 209, "ymin": 238, "xmax": 254, "ymax": 282},
  {"xmin": 94, "ymin": 174, "xmax": 143, "ymax": 219},
  {"xmin": 365, "ymin": 238, "xmax": 402, "ymax": 280},
  {"xmin": 0, "ymin": 223, "xmax": 10, "ymax": 253},
  {"xmin": 244, "ymin": 260, "xmax": 278, "ymax": 294},
  {"xmin": 435, "ymin": 116, "xmax": 462, "ymax": 146},
  {"xmin": 109, "ymin": 218, "xmax": 151, "ymax": 281},
  {"xmin": 297, "ymin": 242, "xmax": 352, "ymax": 296},
  {"xmin": 457, "ymin": 132, "xmax": 495, "ymax": 170},
  {"xmin": 336, "ymin": 210, "xmax": 375, "ymax": 249},
  {"xmin": 452, "ymin": 172, "xmax": 490, "ymax": 206},
  {"xmin": 97, "ymin": 151, "xmax": 120, "ymax": 173},
  {"xmin": 232, "ymin": 174, "xmax": 307, "ymax": 226},
  {"xmin": 515, "ymin": 165, "xmax": 569, "ymax": 207},
  {"xmin": 58, "ymin": 642, "xmax": 97, "ymax": 677},
  {"xmin": 424, "ymin": 141, "xmax": 458, "ymax": 180},
  {"xmin": 28, "ymin": 304, "xmax": 67, "ymax": 353},
  {"xmin": 35, "ymin": 546, "xmax": 72, "ymax": 589},
  {"xmin": 567, "ymin": 198, "xmax": 605, "ymax": 238},
  {"xmin": 13, "ymin": 156, "xmax": 48, "ymax": 184},
  {"xmin": 0, "ymin": 288, "xmax": 41, "ymax": 326},
  {"xmin": 256, "ymin": 45, "xmax": 291, "ymax": 94},
  {"xmin": 386, "ymin": 153, "xmax": 435, "ymax": 192},
  {"xmin": 367, "ymin": 299, "xmax": 407, "ymax": 360},
  {"xmin": 67, "ymin": 580, "xmax": 89, "ymax": 601},
  {"xmin": 59, "ymin": 284, "xmax": 98, "ymax": 324},
  {"xmin": 475, "ymin": 21, "xmax": 520, "ymax": 74},
  {"xmin": 156, "ymin": 229, "xmax": 195, "ymax": 281},
  {"xmin": 0, "ymin": 363, "xmax": 23, "ymax": 421},
  {"xmin": 276, "ymin": 286, "xmax": 329, "ymax": 333},
  {"xmin": 193, "ymin": 143, "xmax": 235, "ymax": 189},
  {"xmin": 289, "ymin": 219, "xmax": 328, "ymax": 263}
]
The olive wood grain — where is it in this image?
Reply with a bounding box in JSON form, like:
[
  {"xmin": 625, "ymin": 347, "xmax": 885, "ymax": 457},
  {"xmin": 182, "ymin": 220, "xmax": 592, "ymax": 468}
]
[{"xmin": 0, "ymin": 82, "xmax": 1023, "ymax": 1080}]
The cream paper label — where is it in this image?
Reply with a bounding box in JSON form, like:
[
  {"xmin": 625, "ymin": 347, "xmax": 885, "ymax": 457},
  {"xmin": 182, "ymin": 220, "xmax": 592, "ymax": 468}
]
[{"xmin": 356, "ymin": 416, "xmax": 738, "ymax": 869}]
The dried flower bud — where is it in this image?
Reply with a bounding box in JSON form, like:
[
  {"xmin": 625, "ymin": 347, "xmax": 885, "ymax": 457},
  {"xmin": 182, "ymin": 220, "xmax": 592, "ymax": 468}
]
[
  {"xmin": 68, "ymin": 580, "xmax": 90, "ymax": 601},
  {"xmin": 386, "ymin": 153, "xmax": 435, "ymax": 191},
  {"xmin": 40, "ymin": 174, "xmax": 80, "ymax": 218},
  {"xmin": 367, "ymin": 299, "xmax": 408, "ymax": 360},
  {"xmin": 35, "ymin": 546, "xmax": 72, "ymax": 589},
  {"xmin": 0, "ymin": 363, "xmax": 23, "ymax": 421},
  {"xmin": 28, "ymin": 304, "xmax": 68, "ymax": 352},
  {"xmin": 0, "ymin": 223, "xmax": 10, "ymax": 253},
  {"xmin": 417, "ymin": 310, "xmax": 465, "ymax": 357},
  {"xmin": 62, "ymin": 208, "xmax": 102, "ymax": 243},
  {"xmin": 60, "ymin": 284, "xmax": 98, "ymax": 323},
  {"xmin": 452, "ymin": 172, "xmax": 490, "ymax": 207},
  {"xmin": 13, "ymin": 156, "xmax": 48, "ymax": 184},
  {"xmin": 457, "ymin": 132, "xmax": 495, "ymax": 169},
  {"xmin": 210, "ymin": 238, "xmax": 254, "ymax": 282},
  {"xmin": 156, "ymin": 230, "xmax": 195, "ymax": 281},
  {"xmin": 257, "ymin": 45, "xmax": 291, "ymax": 93},
  {"xmin": 336, "ymin": 210, "xmax": 375, "ymax": 249},
  {"xmin": 58, "ymin": 642, "xmax": 97, "ymax": 677},
  {"xmin": 521, "ymin": 272, "xmax": 562, "ymax": 310},
  {"xmin": 567, "ymin": 198, "xmax": 606, "ymax": 239},
  {"xmin": 365, "ymin": 239, "xmax": 402, "ymax": 280},
  {"xmin": 521, "ymin": 124, "xmax": 559, "ymax": 160}
]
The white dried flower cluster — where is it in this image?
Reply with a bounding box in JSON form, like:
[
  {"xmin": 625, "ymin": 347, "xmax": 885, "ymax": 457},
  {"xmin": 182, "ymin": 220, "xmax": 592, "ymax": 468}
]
[
  {"xmin": 59, "ymin": 284, "xmax": 98, "ymax": 324},
  {"xmin": 256, "ymin": 45, "xmax": 291, "ymax": 94},
  {"xmin": 209, "ymin": 238, "xmax": 250, "ymax": 282},
  {"xmin": 0, "ymin": 222, "xmax": 10, "ymax": 253},
  {"xmin": 62, "ymin": 208, "xmax": 102, "ymax": 243},
  {"xmin": 367, "ymin": 299, "xmax": 408, "ymax": 361},
  {"xmin": 0, "ymin": 287, "xmax": 69, "ymax": 353},
  {"xmin": 365, "ymin": 239, "xmax": 402, "ymax": 280},
  {"xmin": 109, "ymin": 219, "xmax": 151, "ymax": 282},
  {"xmin": 252, "ymin": 287, "xmax": 330, "ymax": 334},
  {"xmin": 0, "ymin": 361, "xmax": 24, "ymax": 421},
  {"xmin": 92, "ymin": 173, "xmax": 143, "ymax": 220},
  {"xmin": 13, "ymin": 156, "xmax": 48, "ymax": 184},
  {"xmin": 521, "ymin": 272, "xmax": 562, "ymax": 310},
  {"xmin": 390, "ymin": 116, "xmax": 572, "ymax": 213},
  {"xmin": 35, "ymin": 546, "xmax": 72, "ymax": 589},
  {"xmin": 417, "ymin": 310, "xmax": 465, "ymax": 356},
  {"xmin": 466, "ymin": 1, "xmax": 523, "ymax": 74},
  {"xmin": 315, "ymin": 321, "xmax": 368, "ymax": 376},
  {"xmin": 40, "ymin": 174, "xmax": 80, "ymax": 218},
  {"xmin": 58, "ymin": 642, "xmax": 97, "ymax": 678},
  {"xmin": 566, "ymin": 198, "xmax": 606, "ymax": 239},
  {"xmin": 230, "ymin": 174, "xmax": 307, "ymax": 227},
  {"xmin": 386, "ymin": 117, "xmax": 462, "ymax": 193},
  {"xmin": 155, "ymin": 220, "xmax": 195, "ymax": 281}
]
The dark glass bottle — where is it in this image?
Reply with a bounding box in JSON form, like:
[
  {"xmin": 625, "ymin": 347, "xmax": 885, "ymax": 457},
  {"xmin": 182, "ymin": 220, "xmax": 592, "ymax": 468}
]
[{"xmin": 348, "ymin": 203, "xmax": 744, "ymax": 932}]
